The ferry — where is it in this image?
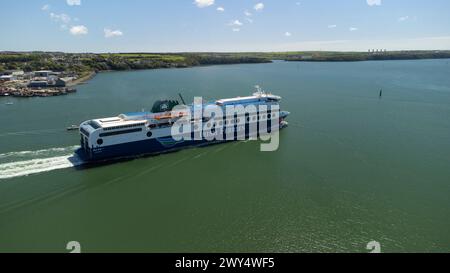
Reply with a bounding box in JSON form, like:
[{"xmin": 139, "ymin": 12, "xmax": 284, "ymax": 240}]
[{"xmin": 75, "ymin": 87, "xmax": 289, "ymax": 162}]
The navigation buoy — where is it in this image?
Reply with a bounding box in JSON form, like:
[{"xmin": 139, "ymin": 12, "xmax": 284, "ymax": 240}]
[{"xmin": 379, "ymin": 89, "xmax": 383, "ymax": 98}]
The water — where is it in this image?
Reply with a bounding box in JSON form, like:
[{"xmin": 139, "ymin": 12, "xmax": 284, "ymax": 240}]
[{"xmin": 0, "ymin": 60, "xmax": 449, "ymax": 252}]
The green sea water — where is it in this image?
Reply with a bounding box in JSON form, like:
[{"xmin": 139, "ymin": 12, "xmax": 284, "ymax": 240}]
[{"xmin": 0, "ymin": 60, "xmax": 449, "ymax": 252}]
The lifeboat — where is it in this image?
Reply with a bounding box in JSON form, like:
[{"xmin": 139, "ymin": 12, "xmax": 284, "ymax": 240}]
[{"xmin": 154, "ymin": 112, "xmax": 187, "ymax": 120}]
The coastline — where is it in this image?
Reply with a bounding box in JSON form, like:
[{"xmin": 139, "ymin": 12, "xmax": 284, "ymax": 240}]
[
  {"xmin": 63, "ymin": 56, "xmax": 450, "ymax": 87},
  {"xmin": 2, "ymin": 54, "xmax": 449, "ymax": 95},
  {"xmin": 67, "ymin": 71, "xmax": 97, "ymax": 87}
]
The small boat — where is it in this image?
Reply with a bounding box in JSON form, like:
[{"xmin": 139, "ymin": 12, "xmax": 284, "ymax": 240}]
[
  {"xmin": 66, "ymin": 125, "xmax": 79, "ymax": 131},
  {"xmin": 5, "ymin": 102, "xmax": 13, "ymax": 105}
]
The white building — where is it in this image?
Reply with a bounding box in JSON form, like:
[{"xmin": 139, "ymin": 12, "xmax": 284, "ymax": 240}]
[
  {"xmin": 11, "ymin": 70, "xmax": 24, "ymax": 77},
  {"xmin": 0, "ymin": 75, "xmax": 16, "ymax": 81},
  {"xmin": 33, "ymin": 70, "xmax": 58, "ymax": 78}
]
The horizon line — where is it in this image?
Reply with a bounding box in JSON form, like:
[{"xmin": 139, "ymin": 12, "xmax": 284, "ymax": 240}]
[{"xmin": 2, "ymin": 49, "xmax": 450, "ymax": 54}]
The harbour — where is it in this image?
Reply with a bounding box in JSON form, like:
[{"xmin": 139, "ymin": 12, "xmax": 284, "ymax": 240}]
[
  {"xmin": 0, "ymin": 69, "xmax": 90, "ymax": 98},
  {"xmin": 0, "ymin": 60, "xmax": 449, "ymax": 252}
]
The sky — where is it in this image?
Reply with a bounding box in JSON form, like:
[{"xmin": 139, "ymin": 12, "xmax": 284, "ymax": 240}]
[{"xmin": 1, "ymin": 0, "xmax": 450, "ymax": 52}]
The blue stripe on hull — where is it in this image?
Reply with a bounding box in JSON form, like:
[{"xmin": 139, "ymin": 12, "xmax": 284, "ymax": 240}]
[{"xmin": 76, "ymin": 137, "xmax": 225, "ymax": 162}]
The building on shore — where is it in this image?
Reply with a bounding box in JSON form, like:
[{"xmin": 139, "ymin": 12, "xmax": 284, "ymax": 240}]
[
  {"xmin": 28, "ymin": 77, "xmax": 71, "ymax": 88},
  {"xmin": 52, "ymin": 77, "xmax": 69, "ymax": 87},
  {"xmin": 0, "ymin": 75, "xmax": 16, "ymax": 82},
  {"xmin": 28, "ymin": 80, "xmax": 49, "ymax": 88},
  {"xmin": 0, "ymin": 70, "xmax": 24, "ymax": 80},
  {"xmin": 11, "ymin": 70, "xmax": 25, "ymax": 77},
  {"xmin": 33, "ymin": 70, "xmax": 59, "ymax": 78}
]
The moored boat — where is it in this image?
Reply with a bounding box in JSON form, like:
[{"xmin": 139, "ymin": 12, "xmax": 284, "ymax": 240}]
[{"xmin": 67, "ymin": 125, "xmax": 80, "ymax": 131}]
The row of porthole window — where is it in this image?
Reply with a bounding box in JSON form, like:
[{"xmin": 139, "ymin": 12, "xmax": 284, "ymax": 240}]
[
  {"xmin": 103, "ymin": 123, "xmax": 146, "ymax": 131},
  {"xmin": 97, "ymin": 131, "xmax": 153, "ymax": 146},
  {"xmin": 194, "ymin": 114, "xmax": 273, "ymax": 130}
]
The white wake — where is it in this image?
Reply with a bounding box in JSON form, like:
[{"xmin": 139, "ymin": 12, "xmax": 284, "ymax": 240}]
[
  {"xmin": 0, "ymin": 146, "xmax": 79, "ymax": 160},
  {"xmin": 0, "ymin": 146, "xmax": 84, "ymax": 180}
]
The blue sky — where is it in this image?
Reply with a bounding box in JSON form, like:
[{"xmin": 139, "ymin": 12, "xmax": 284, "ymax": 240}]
[{"xmin": 1, "ymin": 0, "xmax": 450, "ymax": 52}]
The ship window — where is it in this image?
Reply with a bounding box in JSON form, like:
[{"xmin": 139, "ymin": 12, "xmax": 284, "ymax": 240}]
[
  {"xmin": 147, "ymin": 131, "xmax": 153, "ymax": 138},
  {"xmin": 267, "ymin": 114, "xmax": 271, "ymax": 119},
  {"xmin": 104, "ymin": 123, "xmax": 145, "ymax": 131},
  {"xmin": 99, "ymin": 128, "xmax": 142, "ymax": 137},
  {"xmin": 252, "ymin": 116, "xmax": 257, "ymax": 121},
  {"xmin": 97, "ymin": 138, "xmax": 103, "ymax": 145},
  {"xmin": 89, "ymin": 121, "xmax": 100, "ymax": 129},
  {"xmin": 80, "ymin": 127, "xmax": 90, "ymax": 137}
]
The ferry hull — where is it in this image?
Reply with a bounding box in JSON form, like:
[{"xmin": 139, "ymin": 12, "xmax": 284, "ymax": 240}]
[
  {"xmin": 76, "ymin": 137, "xmax": 221, "ymax": 162},
  {"xmin": 75, "ymin": 127, "xmax": 285, "ymax": 163}
]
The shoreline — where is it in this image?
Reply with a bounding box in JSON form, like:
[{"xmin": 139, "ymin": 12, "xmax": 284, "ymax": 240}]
[
  {"xmin": 74, "ymin": 56, "xmax": 450, "ymax": 85},
  {"xmin": 67, "ymin": 71, "xmax": 97, "ymax": 87},
  {"xmin": 2, "ymin": 56, "xmax": 449, "ymax": 96}
]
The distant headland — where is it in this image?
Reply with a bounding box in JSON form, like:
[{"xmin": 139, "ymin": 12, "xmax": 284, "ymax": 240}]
[
  {"xmin": 2, "ymin": 50, "xmax": 450, "ymax": 73},
  {"xmin": 1, "ymin": 50, "xmax": 449, "ymax": 98}
]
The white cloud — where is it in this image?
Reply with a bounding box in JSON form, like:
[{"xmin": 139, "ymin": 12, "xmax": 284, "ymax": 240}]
[
  {"xmin": 398, "ymin": 16, "xmax": 409, "ymax": 22},
  {"xmin": 366, "ymin": 0, "xmax": 381, "ymax": 6},
  {"xmin": 67, "ymin": 0, "xmax": 81, "ymax": 6},
  {"xmin": 244, "ymin": 11, "xmax": 252, "ymax": 17},
  {"xmin": 246, "ymin": 18, "xmax": 254, "ymax": 24},
  {"xmin": 50, "ymin": 13, "xmax": 71, "ymax": 24},
  {"xmin": 229, "ymin": 20, "xmax": 243, "ymax": 27},
  {"xmin": 216, "ymin": 6, "xmax": 224, "ymax": 12},
  {"xmin": 232, "ymin": 28, "xmax": 240, "ymax": 32},
  {"xmin": 285, "ymin": 32, "xmax": 292, "ymax": 37},
  {"xmin": 70, "ymin": 25, "xmax": 88, "ymax": 36},
  {"xmin": 41, "ymin": 4, "xmax": 50, "ymax": 11},
  {"xmin": 349, "ymin": 27, "xmax": 358, "ymax": 31},
  {"xmin": 328, "ymin": 24, "xmax": 337, "ymax": 28},
  {"xmin": 104, "ymin": 28, "xmax": 123, "ymax": 38},
  {"xmin": 194, "ymin": 0, "xmax": 214, "ymax": 8},
  {"xmin": 254, "ymin": 3, "xmax": 264, "ymax": 11}
]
